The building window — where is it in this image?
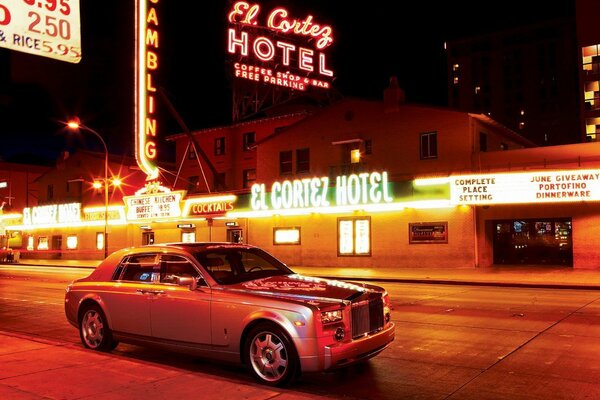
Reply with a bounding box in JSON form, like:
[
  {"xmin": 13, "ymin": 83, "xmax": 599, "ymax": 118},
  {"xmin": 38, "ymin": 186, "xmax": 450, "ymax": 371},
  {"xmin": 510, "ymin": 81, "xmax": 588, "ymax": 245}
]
[
  {"xmin": 338, "ymin": 217, "xmax": 371, "ymax": 256},
  {"xmin": 582, "ymin": 44, "xmax": 600, "ymax": 75},
  {"xmin": 479, "ymin": 132, "xmax": 488, "ymax": 152},
  {"xmin": 279, "ymin": 150, "xmax": 293, "ymax": 175},
  {"xmin": 243, "ymin": 169, "xmax": 256, "ymax": 189},
  {"xmin": 296, "ymin": 148, "xmax": 310, "ymax": 173},
  {"xmin": 584, "ymin": 80, "xmax": 600, "ymax": 111},
  {"xmin": 181, "ymin": 231, "xmax": 195, "ymax": 243},
  {"xmin": 364, "ymin": 139, "xmax": 372, "ymax": 155},
  {"xmin": 96, "ymin": 232, "xmax": 105, "ymax": 250},
  {"xmin": 37, "ymin": 237, "xmax": 49, "ymax": 250},
  {"xmin": 420, "ymin": 132, "xmax": 438, "ymax": 159},
  {"xmin": 273, "ymin": 227, "xmax": 301, "ymax": 245},
  {"xmin": 188, "ymin": 146, "xmax": 197, "ymax": 160},
  {"xmin": 350, "ymin": 149, "xmax": 361, "ymax": 164},
  {"xmin": 243, "ymin": 131, "xmax": 256, "ymax": 151},
  {"xmin": 66, "ymin": 235, "xmax": 78, "ymax": 250},
  {"xmin": 214, "ymin": 137, "xmax": 225, "ymax": 156}
]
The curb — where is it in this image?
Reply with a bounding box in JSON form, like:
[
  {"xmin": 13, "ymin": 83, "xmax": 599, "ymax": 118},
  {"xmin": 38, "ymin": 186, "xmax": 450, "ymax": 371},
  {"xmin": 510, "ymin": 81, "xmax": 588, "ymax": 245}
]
[{"xmin": 4, "ymin": 262, "xmax": 600, "ymax": 291}]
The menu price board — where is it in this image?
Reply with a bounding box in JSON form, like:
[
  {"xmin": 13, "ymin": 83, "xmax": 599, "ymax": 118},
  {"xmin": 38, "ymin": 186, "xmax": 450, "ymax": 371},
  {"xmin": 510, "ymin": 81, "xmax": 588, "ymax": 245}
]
[
  {"xmin": 0, "ymin": 0, "xmax": 81, "ymax": 63},
  {"xmin": 409, "ymin": 222, "xmax": 448, "ymax": 244}
]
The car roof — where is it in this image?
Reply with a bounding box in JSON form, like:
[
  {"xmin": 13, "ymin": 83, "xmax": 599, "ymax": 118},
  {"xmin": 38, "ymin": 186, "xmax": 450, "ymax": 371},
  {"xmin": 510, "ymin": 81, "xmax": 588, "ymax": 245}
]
[{"xmin": 144, "ymin": 242, "xmax": 258, "ymax": 252}]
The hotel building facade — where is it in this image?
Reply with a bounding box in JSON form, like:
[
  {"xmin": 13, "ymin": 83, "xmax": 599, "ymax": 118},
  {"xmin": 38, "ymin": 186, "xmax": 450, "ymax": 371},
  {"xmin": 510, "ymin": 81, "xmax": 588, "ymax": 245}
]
[{"xmin": 5, "ymin": 86, "xmax": 600, "ymax": 270}]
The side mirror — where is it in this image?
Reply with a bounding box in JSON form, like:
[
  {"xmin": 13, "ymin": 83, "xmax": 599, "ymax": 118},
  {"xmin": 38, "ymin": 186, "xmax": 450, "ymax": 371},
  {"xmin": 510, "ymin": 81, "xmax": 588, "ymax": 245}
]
[{"xmin": 177, "ymin": 276, "xmax": 198, "ymax": 291}]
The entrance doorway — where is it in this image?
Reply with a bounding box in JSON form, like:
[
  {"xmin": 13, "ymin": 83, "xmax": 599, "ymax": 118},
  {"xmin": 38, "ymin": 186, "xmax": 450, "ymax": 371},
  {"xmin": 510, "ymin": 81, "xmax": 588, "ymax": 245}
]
[
  {"xmin": 227, "ymin": 229, "xmax": 243, "ymax": 243},
  {"xmin": 493, "ymin": 218, "xmax": 572, "ymax": 265},
  {"xmin": 142, "ymin": 231, "xmax": 155, "ymax": 245}
]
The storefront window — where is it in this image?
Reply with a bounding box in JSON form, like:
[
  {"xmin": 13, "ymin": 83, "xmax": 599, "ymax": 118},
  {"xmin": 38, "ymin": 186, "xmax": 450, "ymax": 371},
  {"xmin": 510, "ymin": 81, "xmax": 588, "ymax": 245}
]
[
  {"xmin": 96, "ymin": 232, "xmax": 105, "ymax": 250},
  {"xmin": 37, "ymin": 237, "xmax": 49, "ymax": 250},
  {"xmin": 338, "ymin": 217, "xmax": 371, "ymax": 256},
  {"xmin": 67, "ymin": 235, "xmax": 78, "ymax": 250},
  {"xmin": 182, "ymin": 231, "xmax": 195, "ymax": 243},
  {"xmin": 273, "ymin": 227, "xmax": 301, "ymax": 245},
  {"xmin": 27, "ymin": 236, "xmax": 34, "ymax": 251},
  {"xmin": 494, "ymin": 218, "xmax": 572, "ymax": 265}
]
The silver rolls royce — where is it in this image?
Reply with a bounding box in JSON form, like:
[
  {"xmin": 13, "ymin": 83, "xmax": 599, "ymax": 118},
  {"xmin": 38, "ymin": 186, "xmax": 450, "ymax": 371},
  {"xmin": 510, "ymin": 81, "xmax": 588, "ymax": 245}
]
[{"xmin": 64, "ymin": 243, "xmax": 395, "ymax": 386}]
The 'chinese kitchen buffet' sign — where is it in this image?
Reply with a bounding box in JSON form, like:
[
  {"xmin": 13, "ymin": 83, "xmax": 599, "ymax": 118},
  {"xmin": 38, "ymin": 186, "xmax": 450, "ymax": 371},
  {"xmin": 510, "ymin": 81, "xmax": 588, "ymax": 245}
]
[
  {"xmin": 450, "ymin": 170, "xmax": 600, "ymax": 205},
  {"xmin": 125, "ymin": 191, "xmax": 184, "ymax": 220},
  {"xmin": 0, "ymin": 0, "xmax": 81, "ymax": 63},
  {"xmin": 251, "ymin": 171, "xmax": 393, "ymax": 211},
  {"xmin": 227, "ymin": 1, "xmax": 334, "ymax": 91}
]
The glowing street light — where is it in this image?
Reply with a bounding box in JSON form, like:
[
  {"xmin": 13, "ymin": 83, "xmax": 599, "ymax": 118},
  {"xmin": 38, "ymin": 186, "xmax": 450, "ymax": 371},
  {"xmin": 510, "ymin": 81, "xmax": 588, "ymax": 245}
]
[{"xmin": 67, "ymin": 117, "xmax": 109, "ymax": 259}]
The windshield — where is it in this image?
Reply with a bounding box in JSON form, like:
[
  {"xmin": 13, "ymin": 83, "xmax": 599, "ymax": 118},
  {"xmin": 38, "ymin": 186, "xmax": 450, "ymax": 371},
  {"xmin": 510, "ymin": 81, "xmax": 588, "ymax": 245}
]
[{"xmin": 193, "ymin": 247, "xmax": 293, "ymax": 285}]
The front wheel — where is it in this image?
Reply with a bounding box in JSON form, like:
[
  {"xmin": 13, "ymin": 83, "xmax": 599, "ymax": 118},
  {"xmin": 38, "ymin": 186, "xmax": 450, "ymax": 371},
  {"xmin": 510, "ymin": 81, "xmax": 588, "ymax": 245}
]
[
  {"xmin": 79, "ymin": 305, "xmax": 118, "ymax": 352},
  {"xmin": 245, "ymin": 322, "xmax": 299, "ymax": 386}
]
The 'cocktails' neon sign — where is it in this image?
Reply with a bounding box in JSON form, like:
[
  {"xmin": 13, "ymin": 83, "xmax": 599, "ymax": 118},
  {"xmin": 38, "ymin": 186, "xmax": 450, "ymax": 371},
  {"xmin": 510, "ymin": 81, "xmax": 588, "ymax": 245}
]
[
  {"xmin": 134, "ymin": 0, "xmax": 160, "ymax": 181},
  {"xmin": 227, "ymin": 1, "xmax": 334, "ymax": 91}
]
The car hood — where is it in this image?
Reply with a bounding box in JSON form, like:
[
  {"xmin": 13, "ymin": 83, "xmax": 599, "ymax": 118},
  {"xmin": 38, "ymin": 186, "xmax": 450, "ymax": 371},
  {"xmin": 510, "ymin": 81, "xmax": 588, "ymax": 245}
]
[{"xmin": 225, "ymin": 274, "xmax": 381, "ymax": 307}]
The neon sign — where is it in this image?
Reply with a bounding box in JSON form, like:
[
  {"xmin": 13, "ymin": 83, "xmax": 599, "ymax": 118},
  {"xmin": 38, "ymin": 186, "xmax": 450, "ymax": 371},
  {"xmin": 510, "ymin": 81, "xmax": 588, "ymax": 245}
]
[
  {"xmin": 251, "ymin": 172, "xmax": 393, "ymax": 212},
  {"xmin": 449, "ymin": 169, "xmax": 600, "ymax": 205},
  {"xmin": 183, "ymin": 195, "xmax": 237, "ymax": 218},
  {"xmin": 227, "ymin": 1, "xmax": 334, "ymax": 91},
  {"xmin": 134, "ymin": 0, "xmax": 160, "ymax": 181},
  {"xmin": 23, "ymin": 203, "xmax": 81, "ymax": 226}
]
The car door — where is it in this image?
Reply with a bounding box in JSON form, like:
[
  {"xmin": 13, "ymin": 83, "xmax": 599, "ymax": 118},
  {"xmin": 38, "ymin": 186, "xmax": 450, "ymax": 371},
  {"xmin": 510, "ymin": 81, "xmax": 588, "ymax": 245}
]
[
  {"xmin": 149, "ymin": 254, "xmax": 212, "ymax": 345},
  {"xmin": 101, "ymin": 253, "xmax": 159, "ymax": 337}
]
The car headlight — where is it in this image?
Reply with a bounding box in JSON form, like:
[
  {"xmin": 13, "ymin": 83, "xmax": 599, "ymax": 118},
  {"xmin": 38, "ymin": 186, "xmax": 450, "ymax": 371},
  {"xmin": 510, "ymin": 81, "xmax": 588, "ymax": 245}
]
[{"xmin": 321, "ymin": 309, "xmax": 343, "ymax": 324}]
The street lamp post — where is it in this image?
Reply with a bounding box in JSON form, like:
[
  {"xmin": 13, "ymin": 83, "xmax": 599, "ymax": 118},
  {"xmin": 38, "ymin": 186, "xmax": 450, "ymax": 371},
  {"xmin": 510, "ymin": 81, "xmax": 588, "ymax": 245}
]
[{"xmin": 67, "ymin": 118, "xmax": 109, "ymax": 259}]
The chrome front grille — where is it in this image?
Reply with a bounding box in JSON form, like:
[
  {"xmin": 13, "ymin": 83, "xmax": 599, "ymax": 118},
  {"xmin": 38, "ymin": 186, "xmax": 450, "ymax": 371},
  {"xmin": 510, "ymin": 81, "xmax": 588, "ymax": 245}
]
[{"xmin": 351, "ymin": 295, "xmax": 384, "ymax": 339}]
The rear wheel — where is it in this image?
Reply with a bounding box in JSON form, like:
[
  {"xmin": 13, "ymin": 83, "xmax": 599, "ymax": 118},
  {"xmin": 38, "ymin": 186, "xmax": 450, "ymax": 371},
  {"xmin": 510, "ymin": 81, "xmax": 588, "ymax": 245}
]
[
  {"xmin": 79, "ymin": 305, "xmax": 118, "ymax": 351},
  {"xmin": 245, "ymin": 322, "xmax": 299, "ymax": 386}
]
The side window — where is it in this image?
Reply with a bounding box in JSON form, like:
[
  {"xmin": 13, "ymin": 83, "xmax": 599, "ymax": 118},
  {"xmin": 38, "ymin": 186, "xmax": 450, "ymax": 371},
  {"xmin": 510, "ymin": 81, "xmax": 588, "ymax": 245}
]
[
  {"xmin": 117, "ymin": 254, "xmax": 160, "ymax": 282},
  {"xmin": 160, "ymin": 254, "xmax": 200, "ymax": 284},
  {"xmin": 197, "ymin": 252, "xmax": 235, "ymax": 283}
]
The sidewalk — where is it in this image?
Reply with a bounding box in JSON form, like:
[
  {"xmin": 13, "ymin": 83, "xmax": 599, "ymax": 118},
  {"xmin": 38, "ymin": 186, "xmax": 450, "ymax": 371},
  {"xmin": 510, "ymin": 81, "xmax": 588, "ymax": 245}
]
[
  {"xmin": 8, "ymin": 258, "xmax": 600, "ymax": 290},
  {"xmin": 0, "ymin": 331, "xmax": 330, "ymax": 400}
]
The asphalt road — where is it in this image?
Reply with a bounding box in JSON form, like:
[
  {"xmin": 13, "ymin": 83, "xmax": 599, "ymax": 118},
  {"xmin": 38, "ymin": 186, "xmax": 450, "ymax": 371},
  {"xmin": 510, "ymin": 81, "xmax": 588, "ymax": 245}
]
[{"xmin": 1, "ymin": 265, "xmax": 600, "ymax": 399}]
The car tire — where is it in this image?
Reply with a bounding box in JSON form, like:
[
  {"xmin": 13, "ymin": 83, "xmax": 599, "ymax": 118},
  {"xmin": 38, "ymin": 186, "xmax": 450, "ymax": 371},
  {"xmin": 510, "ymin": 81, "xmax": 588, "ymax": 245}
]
[
  {"xmin": 245, "ymin": 322, "xmax": 299, "ymax": 386},
  {"xmin": 79, "ymin": 304, "xmax": 118, "ymax": 352}
]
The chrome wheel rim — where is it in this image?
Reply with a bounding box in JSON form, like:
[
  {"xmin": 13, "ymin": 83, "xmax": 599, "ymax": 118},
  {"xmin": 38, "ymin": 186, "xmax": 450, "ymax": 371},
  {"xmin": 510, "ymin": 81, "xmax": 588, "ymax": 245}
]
[
  {"xmin": 81, "ymin": 310, "xmax": 104, "ymax": 349},
  {"xmin": 249, "ymin": 331, "xmax": 288, "ymax": 382}
]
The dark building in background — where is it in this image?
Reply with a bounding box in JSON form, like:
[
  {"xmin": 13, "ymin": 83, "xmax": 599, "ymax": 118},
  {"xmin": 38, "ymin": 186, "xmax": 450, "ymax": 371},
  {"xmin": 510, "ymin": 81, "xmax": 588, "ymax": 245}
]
[
  {"xmin": 577, "ymin": 0, "xmax": 600, "ymax": 142},
  {"xmin": 446, "ymin": 18, "xmax": 580, "ymax": 146}
]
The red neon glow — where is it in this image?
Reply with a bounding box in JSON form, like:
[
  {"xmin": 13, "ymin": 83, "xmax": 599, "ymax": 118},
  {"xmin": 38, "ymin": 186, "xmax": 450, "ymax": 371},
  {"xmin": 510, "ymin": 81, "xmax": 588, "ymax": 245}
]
[
  {"xmin": 229, "ymin": 2, "xmax": 334, "ymax": 50},
  {"xmin": 253, "ymin": 37, "xmax": 275, "ymax": 61},
  {"xmin": 266, "ymin": 8, "xmax": 333, "ymax": 50},
  {"xmin": 228, "ymin": 1, "xmax": 259, "ymax": 25},
  {"xmin": 228, "ymin": 29, "xmax": 333, "ymax": 78}
]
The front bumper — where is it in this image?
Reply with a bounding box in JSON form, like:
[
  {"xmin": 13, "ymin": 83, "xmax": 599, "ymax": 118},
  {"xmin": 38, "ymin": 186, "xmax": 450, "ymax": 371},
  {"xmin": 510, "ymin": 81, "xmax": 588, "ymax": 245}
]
[{"xmin": 321, "ymin": 322, "xmax": 395, "ymax": 370}]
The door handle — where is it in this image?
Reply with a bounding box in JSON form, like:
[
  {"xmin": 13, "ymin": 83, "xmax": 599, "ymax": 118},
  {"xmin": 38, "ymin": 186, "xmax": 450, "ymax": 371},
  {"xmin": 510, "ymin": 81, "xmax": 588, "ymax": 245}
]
[{"xmin": 136, "ymin": 289, "xmax": 165, "ymax": 295}]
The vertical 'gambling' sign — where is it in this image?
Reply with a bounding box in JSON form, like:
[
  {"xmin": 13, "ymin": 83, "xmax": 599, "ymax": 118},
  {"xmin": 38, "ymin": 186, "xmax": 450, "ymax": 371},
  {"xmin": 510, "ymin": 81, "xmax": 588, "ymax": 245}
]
[{"xmin": 134, "ymin": 0, "xmax": 160, "ymax": 181}]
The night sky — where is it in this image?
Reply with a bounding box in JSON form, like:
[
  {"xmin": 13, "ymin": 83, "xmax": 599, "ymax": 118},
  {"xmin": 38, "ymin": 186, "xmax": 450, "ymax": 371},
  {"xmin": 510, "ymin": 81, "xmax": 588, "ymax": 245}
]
[{"xmin": 0, "ymin": 0, "xmax": 575, "ymax": 164}]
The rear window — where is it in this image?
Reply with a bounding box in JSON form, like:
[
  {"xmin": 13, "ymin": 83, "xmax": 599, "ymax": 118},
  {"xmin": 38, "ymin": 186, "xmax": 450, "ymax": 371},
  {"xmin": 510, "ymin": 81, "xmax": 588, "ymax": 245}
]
[{"xmin": 113, "ymin": 254, "xmax": 160, "ymax": 282}]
